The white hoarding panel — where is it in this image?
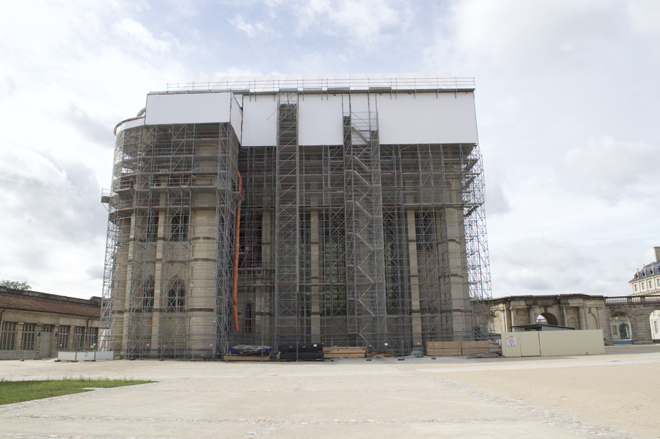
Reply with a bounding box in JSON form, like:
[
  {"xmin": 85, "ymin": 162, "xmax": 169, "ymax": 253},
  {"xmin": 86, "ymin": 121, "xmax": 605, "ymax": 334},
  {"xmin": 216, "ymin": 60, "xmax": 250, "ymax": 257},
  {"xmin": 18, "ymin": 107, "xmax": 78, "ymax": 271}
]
[
  {"xmin": 539, "ymin": 330, "xmax": 605, "ymax": 356},
  {"xmin": 299, "ymin": 94, "xmax": 343, "ymax": 146},
  {"xmin": 242, "ymin": 95, "xmax": 277, "ymax": 147},
  {"xmin": 377, "ymin": 92, "xmax": 478, "ymax": 144},
  {"xmin": 230, "ymin": 94, "xmax": 243, "ymax": 141},
  {"xmin": 117, "ymin": 118, "xmax": 145, "ymax": 134},
  {"xmin": 145, "ymin": 93, "xmax": 231, "ymax": 125},
  {"xmin": 57, "ymin": 351, "xmax": 76, "ymax": 361},
  {"xmin": 95, "ymin": 351, "xmax": 115, "ymax": 360},
  {"xmin": 76, "ymin": 351, "xmax": 95, "ymax": 361},
  {"xmin": 501, "ymin": 332, "xmax": 540, "ymax": 358}
]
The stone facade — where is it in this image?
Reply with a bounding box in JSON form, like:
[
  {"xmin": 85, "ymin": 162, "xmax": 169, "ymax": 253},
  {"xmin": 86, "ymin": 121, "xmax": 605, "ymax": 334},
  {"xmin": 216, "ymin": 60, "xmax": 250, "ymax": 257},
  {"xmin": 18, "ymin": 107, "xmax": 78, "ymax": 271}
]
[{"xmin": 486, "ymin": 294, "xmax": 660, "ymax": 345}]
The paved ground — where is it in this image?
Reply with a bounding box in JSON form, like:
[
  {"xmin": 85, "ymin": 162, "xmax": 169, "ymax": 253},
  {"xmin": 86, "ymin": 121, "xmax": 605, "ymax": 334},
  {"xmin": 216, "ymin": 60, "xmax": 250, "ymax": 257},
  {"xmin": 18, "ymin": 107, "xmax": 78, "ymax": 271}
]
[{"xmin": 1, "ymin": 346, "xmax": 659, "ymax": 439}]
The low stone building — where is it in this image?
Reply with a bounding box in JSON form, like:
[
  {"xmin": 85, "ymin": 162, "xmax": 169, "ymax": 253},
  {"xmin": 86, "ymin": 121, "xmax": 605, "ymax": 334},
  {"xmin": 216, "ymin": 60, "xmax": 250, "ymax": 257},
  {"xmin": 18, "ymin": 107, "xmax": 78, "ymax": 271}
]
[
  {"xmin": 487, "ymin": 294, "xmax": 612, "ymax": 342},
  {"xmin": 487, "ymin": 293, "xmax": 660, "ymax": 346},
  {"xmin": 0, "ymin": 287, "xmax": 101, "ymax": 360}
]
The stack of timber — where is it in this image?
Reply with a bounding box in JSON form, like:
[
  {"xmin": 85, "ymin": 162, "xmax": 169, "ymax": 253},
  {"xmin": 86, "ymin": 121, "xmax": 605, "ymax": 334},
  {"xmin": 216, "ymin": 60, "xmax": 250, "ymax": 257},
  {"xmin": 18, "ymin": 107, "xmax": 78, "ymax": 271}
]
[
  {"xmin": 323, "ymin": 346, "xmax": 367, "ymax": 359},
  {"xmin": 426, "ymin": 341, "xmax": 492, "ymax": 356},
  {"xmin": 460, "ymin": 341, "xmax": 490, "ymax": 356},
  {"xmin": 426, "ymin": 341, "xmax": 462, "ymax": 356},
  {"xmin": 223, "ymin": 354, "xmax": 270, "ymax": 361},
  {"xmin": 367, "ymin": 350, "xmax": 396, "ymax": 358}
]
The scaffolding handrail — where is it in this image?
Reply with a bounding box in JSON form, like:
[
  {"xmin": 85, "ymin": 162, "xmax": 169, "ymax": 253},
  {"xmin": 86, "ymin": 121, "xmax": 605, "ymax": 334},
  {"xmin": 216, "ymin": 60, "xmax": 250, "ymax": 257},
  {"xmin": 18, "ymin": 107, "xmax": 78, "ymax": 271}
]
[{"xmin": 165, "ymin": 75, "xmax": 475, "ymax": 94}]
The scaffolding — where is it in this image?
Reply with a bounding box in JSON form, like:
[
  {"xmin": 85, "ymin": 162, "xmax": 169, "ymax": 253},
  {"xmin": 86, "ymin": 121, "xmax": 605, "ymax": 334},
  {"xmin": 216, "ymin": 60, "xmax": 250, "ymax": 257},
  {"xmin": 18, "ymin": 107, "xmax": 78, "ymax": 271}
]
[
  {"xmin": 101, "ymin": 123, "xmax": 239, "ymax": 359},
  {"xmin": 101, "ymin": 86, "xmax": 492, "ymax": 359}
]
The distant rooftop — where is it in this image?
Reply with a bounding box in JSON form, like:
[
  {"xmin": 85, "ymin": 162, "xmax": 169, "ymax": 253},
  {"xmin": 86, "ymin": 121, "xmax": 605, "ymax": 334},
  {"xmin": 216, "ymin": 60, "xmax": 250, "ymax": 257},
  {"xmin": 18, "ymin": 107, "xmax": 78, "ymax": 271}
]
[
  {"xmin": 165, "ymin": 73, "xmax": 475, "ymax": 94},
  {"xmin": 630, "ymin": 260, "xmax": 660, "ymax": 282},
  {"xmin": 629, "ymin": 246, "xmax": 660, "ymax": 283},
  {"xmin": 0, "ymin": 287, "xmax": 100, "ymax": 318}
]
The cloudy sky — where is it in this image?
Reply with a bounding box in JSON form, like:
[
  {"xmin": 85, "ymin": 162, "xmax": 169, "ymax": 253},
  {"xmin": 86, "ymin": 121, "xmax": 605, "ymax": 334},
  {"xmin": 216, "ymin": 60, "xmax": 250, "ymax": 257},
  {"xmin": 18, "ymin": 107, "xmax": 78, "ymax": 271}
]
[{"xmin": 1, "ymin": 0, "xmax": 658, "ymax": 300}]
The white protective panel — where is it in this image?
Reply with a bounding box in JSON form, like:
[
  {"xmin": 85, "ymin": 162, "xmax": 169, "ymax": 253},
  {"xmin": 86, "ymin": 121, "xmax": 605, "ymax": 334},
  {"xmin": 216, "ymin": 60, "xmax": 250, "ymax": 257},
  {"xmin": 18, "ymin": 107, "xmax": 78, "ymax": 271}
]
[
  {"xmin": 95, "ymin": 351, "xmax": 115, "ymax": 360},
  {"xmin": 346, "ymin": 93, "xmax": 377, "ymax": 113},
  {"xmin": 116, "ymin": 117, "xmax": 145, "ymax": 134},
  {"xmin": 57, "ymin": 352, "xmax": 76, "ymax": 361},
  {"xmin": 377, "ymin": 92, "xmax": 478, "ymax": 144},
  {"xmin": 299, "ymin": 94, "xmax": 344, "ymax": 146},
  {"xmin": 242, "ymin": 95, "xmax": 277, "ymax": 147},
  {"xmin": 145, "ymin": 92, "xmax": 231, "ymax": 125},
  {"xmin": 230, "ymin": 94, "xmax": 243, "ymax": 141}
]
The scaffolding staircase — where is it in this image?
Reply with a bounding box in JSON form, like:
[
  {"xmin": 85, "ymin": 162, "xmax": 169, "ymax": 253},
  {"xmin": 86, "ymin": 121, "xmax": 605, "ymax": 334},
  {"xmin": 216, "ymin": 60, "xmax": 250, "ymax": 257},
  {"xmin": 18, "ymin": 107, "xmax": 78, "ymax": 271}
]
[
  {"xmin": 274, "ymin": 93, "xmax": 302, "ymax": 345},
  {"xmin": 343, "ymin": 111, "xmax": 387, "ymax": 349}
]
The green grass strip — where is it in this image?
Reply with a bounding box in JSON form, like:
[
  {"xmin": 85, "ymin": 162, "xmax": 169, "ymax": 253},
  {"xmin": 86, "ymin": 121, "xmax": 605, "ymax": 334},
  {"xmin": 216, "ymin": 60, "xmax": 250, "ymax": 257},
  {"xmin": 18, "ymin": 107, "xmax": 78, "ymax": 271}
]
[{"xmin": 0, "ymin": 378, "xmax": 153, "ymax": 405}]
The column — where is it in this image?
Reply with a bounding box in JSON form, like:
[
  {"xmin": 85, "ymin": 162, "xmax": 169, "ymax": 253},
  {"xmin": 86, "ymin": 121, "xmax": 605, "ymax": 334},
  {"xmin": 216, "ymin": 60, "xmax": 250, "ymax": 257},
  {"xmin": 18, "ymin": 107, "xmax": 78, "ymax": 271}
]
[
  {"xmin": 406, "ymin": 208, "xmax": 423, "ymax": 350},
  {"xmin": 257, "ymin": 212, "xmax": 272, "ymax": 342},
  {"xmin": 578, "ymin": 306, "xmax": 587, "ymax": 330},
  {"xmin": 121, "ymin": 212, "xmax": 137, "ymax": 354},
  {"xmin": 150, "ymin": 209, "xmax": 166, "ymax": 355},
  {"xmin": 310, "ymin": 210, "xmax": 321, "ymax": 343},
  {"xmin": 16, "ymin": 322, "xmax": 24, "ymax": 352},
  {"xmin": 529, "ymin": 306, "xmax": 536, "ymax": 326}
]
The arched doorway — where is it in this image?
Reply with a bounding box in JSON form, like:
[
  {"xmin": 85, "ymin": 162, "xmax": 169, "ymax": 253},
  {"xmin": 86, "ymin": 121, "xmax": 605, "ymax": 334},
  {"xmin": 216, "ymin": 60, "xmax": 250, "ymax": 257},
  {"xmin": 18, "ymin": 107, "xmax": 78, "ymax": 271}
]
[
  {"xmin": 611, "ymin": 311, "xmax": 633, "ymax": 345},
  {"xmin": 536, "ymin": 312, "xmax": 559, "ymax": 326},
  {"xmin": 650, "ymin": 310, "xmax": 660, "ymax": 342}
]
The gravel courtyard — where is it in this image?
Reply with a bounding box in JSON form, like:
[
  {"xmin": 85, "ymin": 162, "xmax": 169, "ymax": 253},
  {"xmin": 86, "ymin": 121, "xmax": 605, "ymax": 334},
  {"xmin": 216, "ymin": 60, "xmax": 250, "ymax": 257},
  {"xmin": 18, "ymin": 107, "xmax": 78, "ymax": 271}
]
[{"xmin": 1, "ymin": 346, "xmax": 658, "ymax": 439}]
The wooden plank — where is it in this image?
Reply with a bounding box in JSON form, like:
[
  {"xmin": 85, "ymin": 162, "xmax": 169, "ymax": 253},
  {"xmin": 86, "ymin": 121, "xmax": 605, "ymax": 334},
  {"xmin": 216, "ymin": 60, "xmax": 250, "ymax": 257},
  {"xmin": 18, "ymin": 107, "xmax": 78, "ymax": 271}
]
[
  {"xmin": 223, "ymin": 355, "xmax": 270, "ymax": 361},
  {"xmin": 323, "ymin": 347, "xmax": 367, "ymax": 353},
  {"xmin": 368, "ymin": 351, "xmax": 395, "ymax": 357},
  {"xmin": 323, "ymin": 352, "xmax": 365, "ymax": 358}
]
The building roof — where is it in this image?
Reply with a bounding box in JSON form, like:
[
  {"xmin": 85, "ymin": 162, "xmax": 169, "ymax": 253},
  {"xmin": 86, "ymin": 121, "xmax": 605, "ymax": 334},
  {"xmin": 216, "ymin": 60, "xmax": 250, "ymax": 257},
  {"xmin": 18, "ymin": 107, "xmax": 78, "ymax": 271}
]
[
  {"xmin": 485, "ymin": 294, "xmax": 603, "ymax": 303},
  {"xmin": 629, "ymin": 261, "xmax": 660, "ymax": 282},
  {"xmin": 0, "ymin": 288, "xmax": 100, "ymax": 319},
  {"xmin": 166, "ymin": 72, "xmax": 475, "ymax": 94}
]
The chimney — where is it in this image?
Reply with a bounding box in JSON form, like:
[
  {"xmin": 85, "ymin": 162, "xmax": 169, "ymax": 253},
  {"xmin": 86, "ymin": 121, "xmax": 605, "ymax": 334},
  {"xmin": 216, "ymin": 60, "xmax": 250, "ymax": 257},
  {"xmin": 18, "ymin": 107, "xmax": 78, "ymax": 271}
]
[{"xmin": 655, "ymin": 247, "xmax": 660, "ymax": 263}]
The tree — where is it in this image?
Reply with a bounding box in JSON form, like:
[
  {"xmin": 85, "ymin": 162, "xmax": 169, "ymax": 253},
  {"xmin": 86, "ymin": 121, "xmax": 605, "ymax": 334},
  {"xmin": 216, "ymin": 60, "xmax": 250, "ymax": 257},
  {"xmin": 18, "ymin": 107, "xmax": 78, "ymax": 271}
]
[{"xmin": 0, "ymin": 280, "xmax": 31, "ymax": 290}]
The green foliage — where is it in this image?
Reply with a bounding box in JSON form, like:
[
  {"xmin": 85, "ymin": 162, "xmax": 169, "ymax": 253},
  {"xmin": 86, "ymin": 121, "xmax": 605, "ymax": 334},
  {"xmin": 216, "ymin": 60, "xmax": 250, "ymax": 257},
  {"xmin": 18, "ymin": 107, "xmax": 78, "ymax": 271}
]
[
  {"xmin": 0, "ymin": 378, "xmax": 152, "ymax": 405},
  {"xmin": 0, "ymin": 280, "xmax": 31, "ymax": 291}
]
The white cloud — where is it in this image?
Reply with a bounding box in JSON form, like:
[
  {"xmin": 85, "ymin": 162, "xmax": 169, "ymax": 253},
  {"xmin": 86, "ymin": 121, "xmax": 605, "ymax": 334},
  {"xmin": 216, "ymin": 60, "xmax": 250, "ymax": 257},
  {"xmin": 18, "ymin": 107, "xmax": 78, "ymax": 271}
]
[
  {"xmin": 627, "ymin": 0, "xmax": 660, "ymax": 38},
  {"xmin": 114, "ymin": 18, "xmax": 177, "ymax": 54},
  {"xmin": 561, "ymin": 136, "xmax": 660, "ymax": 203},
  {"xmin": 0, "ymin": 1, "xmax": 192, "ymax": 298},
  {"xmin": 0, "ymin": 0, "xmax": 658, "ymax": 302},
  {"xmin": 449, "ymin": 0, "xmax": 617, "ymax": 70},
  {"xmin": 295, "ymin": 0, "xmax": 406, "ymax": 47},
  {"xmin": 230, "ymin": 14, "xmax": 268, "ymax": 38},
  {"xmin": 491, "ymin": 238, "xmax": 626, "ymax": 296}
]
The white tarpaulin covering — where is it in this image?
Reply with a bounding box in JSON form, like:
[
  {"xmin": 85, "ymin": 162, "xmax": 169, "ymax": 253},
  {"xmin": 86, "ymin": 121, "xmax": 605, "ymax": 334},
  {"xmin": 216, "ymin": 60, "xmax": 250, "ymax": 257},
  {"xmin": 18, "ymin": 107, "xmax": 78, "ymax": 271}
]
[
  {"xmin": 376, "ymin": 92, "xmax": 478, "ymax": 145},
  {"xmin": 298, "ymin": 94, "xmax": 344, "ymax": 146},
  {"xmin": 145, "ymin": 92, "xmax": 232, "ymax": 125},
  {"xmin": 241, "ymin": 95, "xmax": 277, "ymax": 147}
]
